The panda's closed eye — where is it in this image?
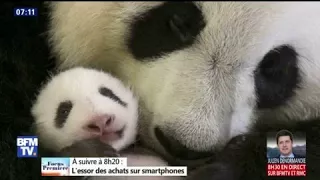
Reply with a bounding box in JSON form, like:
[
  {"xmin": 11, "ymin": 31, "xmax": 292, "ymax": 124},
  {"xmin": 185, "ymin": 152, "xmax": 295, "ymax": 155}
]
[
  {"xmin": 55, "ymin": 100, "xmax": 73, "ymax": 128},
  {"xmin": 99, "ymin": 87, "xmax": 127, "ymax": 107},
  {"xmin": 254, "ymin": 45, "xmax": 301, "ymax": 109}
]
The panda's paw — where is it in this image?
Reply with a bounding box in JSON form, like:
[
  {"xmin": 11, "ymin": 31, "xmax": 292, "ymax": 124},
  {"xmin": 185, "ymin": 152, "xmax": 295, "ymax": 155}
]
[
  {"xmin": 186, "ymin": 162, "xmax": 235, "ymax": 180},
  {"xmin": 57, "ymin": 138, "xmax": 120, "ymax": 157},
  {"xmin": 225, "ymin": 134, "xmax": 248, "ymax": 149}
]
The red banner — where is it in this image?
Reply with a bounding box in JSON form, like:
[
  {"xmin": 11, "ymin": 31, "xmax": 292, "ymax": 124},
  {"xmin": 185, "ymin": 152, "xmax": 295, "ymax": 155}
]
[{"xmin": 267, "ymin": 164, "xmax": 306, "ymax": 176}]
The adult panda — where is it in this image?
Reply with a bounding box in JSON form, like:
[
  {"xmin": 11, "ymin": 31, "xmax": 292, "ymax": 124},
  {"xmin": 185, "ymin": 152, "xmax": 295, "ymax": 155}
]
[
  {"xmin": 49, "ymin": 0, "xmax": 320, "ymax": 157},
  {"xmin": 1, "ymin": 1, "xmax": 320, "ymax": 180},
  {"xmin": 47, "ymin": 1, "xmax": 320, "ymax": 179}
]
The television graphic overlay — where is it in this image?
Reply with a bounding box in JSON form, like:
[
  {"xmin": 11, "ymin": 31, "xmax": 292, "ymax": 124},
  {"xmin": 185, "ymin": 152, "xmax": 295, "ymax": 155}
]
[
  {"xmin": 266, "ymin": 130, "xmax": 306, "ymax": 177},
  {"xmin": 17, "ymin": 136, "xmax": 38, "ymax": 158},
  {"xmin": 42, "ymin": 157, "xmax": 70, "ymax": 176}
]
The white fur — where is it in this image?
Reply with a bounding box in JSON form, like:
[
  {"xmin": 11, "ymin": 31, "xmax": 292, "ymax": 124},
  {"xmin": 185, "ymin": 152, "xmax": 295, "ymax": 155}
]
[
  {"xmin": 31, "ymin": 67, "xmax": 139, "ymax": 151},
  {"xmin": 47, "ymin": 2, "xmax": 320, "ymax": 162},
  {"xmin": 31, "ymin": 67, "xmax": 181, "ymax": 179}
]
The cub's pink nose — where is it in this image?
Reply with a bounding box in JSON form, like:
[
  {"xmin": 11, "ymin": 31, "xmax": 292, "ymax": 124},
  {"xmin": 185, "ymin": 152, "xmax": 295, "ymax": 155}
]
[{"xmin": 85, "ymin": 114, "xmax": 115, "ymax": 134}]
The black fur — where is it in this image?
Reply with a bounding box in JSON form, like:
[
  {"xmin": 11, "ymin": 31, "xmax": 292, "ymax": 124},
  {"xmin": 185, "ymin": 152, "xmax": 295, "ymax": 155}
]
[
  {"xmin": 154, "ymin": 127, "xmax": 214, "ymax": 160},
  {"xmin": 186, "ymin": 162, "xmax": 235, "ymax": 180},
  {"xmin": 55, "ymin": 101, "xmax": 73, "ymax": 128},
  {"xmin": 99, "ymin": 87, "xmax": 127, "ymax": 107},
  {"xmin": 127, "ymin": 2, "xmax": 205, "ymax": 60},
  {"xmin": 0, "ymin": 2, "xmax": 55, "ymax": 180},
  {"xmin": 254, "ymin": 45, "xmax": 300, "ymax": 109}
]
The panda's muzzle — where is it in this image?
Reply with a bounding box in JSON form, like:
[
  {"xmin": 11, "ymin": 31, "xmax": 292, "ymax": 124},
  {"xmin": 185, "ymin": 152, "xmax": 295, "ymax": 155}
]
[{"xmin": 154, "ymin": 127, "xmax": 214, "ymax": 161}]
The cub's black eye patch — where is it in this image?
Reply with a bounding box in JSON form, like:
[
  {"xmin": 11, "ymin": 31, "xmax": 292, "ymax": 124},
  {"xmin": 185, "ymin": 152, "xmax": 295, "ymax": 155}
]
[
  {"xmin": 99, "ymin": 87, "xmax": 127, "ymax": 107},
  {"xmin": 254, "ymin": 45, "xmax": 301, "ymax": 109},
  {"xmin": 55, "ymin": 100, "xmax": 73, "ymax": 128},
  {"xmin": 128, "ymin": 2, "xmax": 205, "ymax": 60}
]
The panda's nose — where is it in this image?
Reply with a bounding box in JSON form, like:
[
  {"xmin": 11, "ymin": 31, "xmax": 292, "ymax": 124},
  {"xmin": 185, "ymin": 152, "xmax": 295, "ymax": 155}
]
[
  {"xmin": 85, "ymin": 114, "xmax": 114, "ymax": 135},
  {"xmin": 154, "ymin": 127, "xmax": 214, "ymax": 160}
]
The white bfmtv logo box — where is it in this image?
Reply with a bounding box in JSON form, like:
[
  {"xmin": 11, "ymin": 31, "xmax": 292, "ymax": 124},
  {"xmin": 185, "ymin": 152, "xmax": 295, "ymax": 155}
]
[
  {"xmin": 17, "ymin": 136, "xmax": 38, "ymax": 158},
  {"xmin": 41, "ymin": 157, "xmax": 70, "ymax": 176}
]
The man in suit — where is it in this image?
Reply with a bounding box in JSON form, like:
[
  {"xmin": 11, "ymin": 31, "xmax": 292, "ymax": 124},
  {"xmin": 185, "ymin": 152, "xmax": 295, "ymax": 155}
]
[{"xmin": 276, "ymin": 129, "xmax": 303, "ymax": 158}]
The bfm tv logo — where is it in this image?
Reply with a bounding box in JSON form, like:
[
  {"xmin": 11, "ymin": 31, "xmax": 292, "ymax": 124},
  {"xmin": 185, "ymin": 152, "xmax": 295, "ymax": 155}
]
[{"xmin": 17, "ymin": 136, "xmax": 38, "ymax": 158}]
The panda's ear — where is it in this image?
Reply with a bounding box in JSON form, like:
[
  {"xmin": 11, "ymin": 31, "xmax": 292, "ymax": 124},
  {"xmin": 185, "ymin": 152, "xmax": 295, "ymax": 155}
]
[{"xmin": 254, "ymin": 45, "xmax": 301, "ymax": 109}]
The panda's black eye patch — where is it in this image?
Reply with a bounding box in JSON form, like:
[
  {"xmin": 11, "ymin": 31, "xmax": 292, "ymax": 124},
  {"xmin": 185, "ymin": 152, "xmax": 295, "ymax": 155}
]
[
  {"xmin": 55, "ymin": 100, "xmax": 73, "ymax": 128},
  {"xmin": 99, "ymin": 87, "xmax": 127, "ymax": 107},
  {"xmin": 169, "ymin": 14, "xmax": 193, "ymax": 43},
  {"xmin": 254, "ymin": 45, "xmax": 301, "ymax": 109},
  {"xmin": 128, "ymin": 2, "xmax": 205, "ymax": 60}
]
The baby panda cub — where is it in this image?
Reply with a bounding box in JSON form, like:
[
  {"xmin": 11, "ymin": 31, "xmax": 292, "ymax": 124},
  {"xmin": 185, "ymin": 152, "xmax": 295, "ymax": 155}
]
[
  {"xmin": 31, "ymin": 67, "xmax": 182, "ymax": 180},
  {"xmin": 31, "ymin": 67, "xmax": 138, "ymax": 152}
]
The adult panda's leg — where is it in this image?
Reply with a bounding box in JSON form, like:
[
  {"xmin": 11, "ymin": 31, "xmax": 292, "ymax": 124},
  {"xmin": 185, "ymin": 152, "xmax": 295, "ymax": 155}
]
[
  {"xmin": 187, "ymin": 117, "xmax": 320, "ymax": 180},
  {"xmin": 0, "ymin": 2, "xmax": 55, "ymax": 180}
]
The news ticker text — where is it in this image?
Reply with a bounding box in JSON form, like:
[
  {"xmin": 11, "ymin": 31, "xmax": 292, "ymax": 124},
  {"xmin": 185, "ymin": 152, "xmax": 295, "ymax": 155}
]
[{"xmin": 41, "ymin": 157, "xmax": 187, "ymax": 176}]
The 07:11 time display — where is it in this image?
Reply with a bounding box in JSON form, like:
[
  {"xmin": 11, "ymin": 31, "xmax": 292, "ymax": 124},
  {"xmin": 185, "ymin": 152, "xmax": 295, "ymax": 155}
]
[{"xmin": 14, "ymin": 8, "xmax": 38, "ymax": 17}]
